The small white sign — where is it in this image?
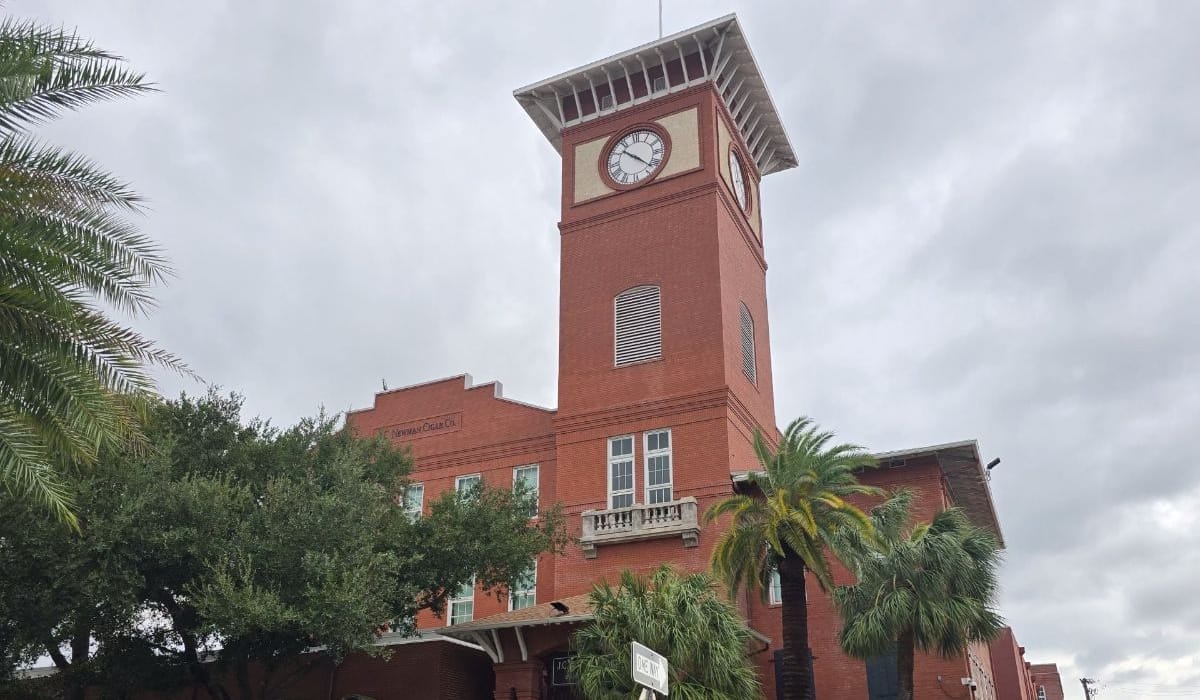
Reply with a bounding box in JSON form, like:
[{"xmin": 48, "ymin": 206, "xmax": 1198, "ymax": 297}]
[{"xmin": 631, "ymin": 641, "xmax": 669, "ymax": 695}]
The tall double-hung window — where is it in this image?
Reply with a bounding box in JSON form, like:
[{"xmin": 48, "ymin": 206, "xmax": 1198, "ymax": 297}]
[
  {"xmin": 509, "ymin": 561, "xmax": 537, "ymax": 611},
  {"xmin": 513, "ymin": 465, "xmax": 539, "ymax": 518},
  {"xmin": 449, "ymin": 577, "xmax": 474, "ymax": 625},
  {"xmin": 608, "ymin": 436, "xmax": 635, "ymax": 509},
  {"xmin": 456, "ymin": 474, "xmax": 481, "ymax": 499},
  {"xmin": 403, "ymin": 482, "xmax": 424, "ymax": 521},
  {"xmin": 644, "ymin": 429, "xmax": 673, "ymax": 504},
  {"xmin": 614, "ymin": 285, "xmax": 662, "ymax": 366}
]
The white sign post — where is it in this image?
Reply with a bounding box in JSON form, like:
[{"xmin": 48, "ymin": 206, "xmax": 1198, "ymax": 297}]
[{"xmin": 631, "ymin": 641, "xmax": 669, "ymax": 697}]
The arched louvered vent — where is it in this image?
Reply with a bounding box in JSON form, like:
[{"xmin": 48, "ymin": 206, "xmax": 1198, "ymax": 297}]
[
  {"xmin": 739, "ymin": 302, "xmax": 756, "ymax": 383},
  {"xmin": 614, "ymin": 285, "xmax": 662, "ymax": 366}
]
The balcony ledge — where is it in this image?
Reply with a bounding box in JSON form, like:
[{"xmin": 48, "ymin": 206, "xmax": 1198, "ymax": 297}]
[{"xmin": 580, "ymin": 497, "xmax": 700, "ymax": 559}]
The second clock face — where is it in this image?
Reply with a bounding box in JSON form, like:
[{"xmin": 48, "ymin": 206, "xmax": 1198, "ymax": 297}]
[
  {"xmin": 606, "ymin": 129, "xmax": 666, "ymax": 186},
  {"xmin": 729, "ymin": 149, "xmax": 748, "ymax": 210}
]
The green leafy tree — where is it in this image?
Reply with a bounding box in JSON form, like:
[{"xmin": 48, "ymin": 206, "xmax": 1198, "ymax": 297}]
[
  {"xmin": 705, "ymin": 417, "xmax": 882, "ymax": 700},
  {"xmin": 0, "ymin": 391, "xmax": 567, "ymax": 700},
  {"xmin": 570, "ymin": 565, "xmax": 762, "ymax": 700},
  {"xmin": 834, "ymin": 490, "xmax": 1004, "ymax": 700},
  {"xmin": 0, "ymin": 10, "xmax": 184, "ymax": 524}
]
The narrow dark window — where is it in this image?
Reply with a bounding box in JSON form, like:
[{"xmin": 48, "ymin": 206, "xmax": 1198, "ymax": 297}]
[
  {"xmin": 614, "ymin": 286, "xmax": 662, "ymax": 366},
  {"xmin": 739, "ymin": 302, "xmax": 756, "ymax": 383}
]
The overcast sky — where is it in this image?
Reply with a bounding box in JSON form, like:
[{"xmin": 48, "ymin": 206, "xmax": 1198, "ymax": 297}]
[{"xmin": 18, "ymin": 1, "xmax": 1199, "ymax": 697}]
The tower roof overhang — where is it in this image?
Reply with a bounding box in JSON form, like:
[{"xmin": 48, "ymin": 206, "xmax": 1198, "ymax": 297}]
[{"xmin": 513, "ymin": 14, "xmax": 798, "ymax": 177}]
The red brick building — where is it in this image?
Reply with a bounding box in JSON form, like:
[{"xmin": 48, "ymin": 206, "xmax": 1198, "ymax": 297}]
[
  {"xmin": 988, "ymin": 629, "xmax": 1067, "ymax": 700},
  {"xmin": 32, "ymin": 14, "xmax": 971, "ymax": 700},
  {"xmin": 990, "ymin": 627, "xmax": 1038, "ymax": 700},
  {"xmin": 19, "ymin": 14, "xmax": 1069, "ymax": 700},
  {"xmin": 1030, "ymin": 664, "xmax": 1066, "ymax": 700},
  {"xmin": 333, "ymin": 14, "xmax": 1017, "ymax": 700}
]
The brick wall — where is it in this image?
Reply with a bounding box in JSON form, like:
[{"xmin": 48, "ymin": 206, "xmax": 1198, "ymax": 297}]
[
  {"xmin": 991, "ymin": 628, "xmax": 1038, "ymax": 700},
  {"xmin": 125, "ymin": 641, "xmax": 492, "ymax": 700},
  {"xmin": 1031, "ymin": 664, "xmax": 1066, "ymax": 700}
]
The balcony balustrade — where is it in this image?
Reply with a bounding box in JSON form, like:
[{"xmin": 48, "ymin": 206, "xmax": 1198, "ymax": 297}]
[{"xmin": 579, "ymin": 497, "xmax": 700, "ymax": 559}]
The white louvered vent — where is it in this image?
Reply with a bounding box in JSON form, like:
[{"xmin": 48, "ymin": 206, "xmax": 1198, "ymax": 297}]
[
  {"xmin": 614, "ymin": 285, "xmax": 662, "ymax": 366},
  {"xmin": 739, "ymin": 302, "xmax": 756, "ymax": 383}
]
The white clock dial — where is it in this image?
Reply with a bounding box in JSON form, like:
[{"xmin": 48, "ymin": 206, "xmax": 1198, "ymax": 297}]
[
  {"xmin": 729, "ymin": 150, "xmax": 748, "ymax": 210},
  {"xmin": 606, "ymin": 129, "xmax": 666, "ymax": 186}
]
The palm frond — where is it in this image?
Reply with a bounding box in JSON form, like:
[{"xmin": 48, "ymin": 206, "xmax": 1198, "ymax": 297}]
[
  {"xmin": 835, "ymin": 499, "xmax": 1004, "ymax": 669},
  {"xmin": 0, "ymin": 14, "xmax": 184, "ymax": 523},
  {"xmin": 0, "ymin": 403, "xmax": 77, "ymax": 527},
  {"xmin": 0, "ymin": 19, "xmax": 155, "ymax": 135},
  {"xmin": 571, "ymin": 566, "xmax": 763, "ymax": 699}
]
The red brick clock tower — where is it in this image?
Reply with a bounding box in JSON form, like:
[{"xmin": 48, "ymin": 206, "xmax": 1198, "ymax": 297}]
[
  {"xmin": 343, "ymin": 14, "xmax": 1005, "ymax": 700},
  {"xmin": 514, "ymin": 13, "xmax": 798, "ymax": 590}
]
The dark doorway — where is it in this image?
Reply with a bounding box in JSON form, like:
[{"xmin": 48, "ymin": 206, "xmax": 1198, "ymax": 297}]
[
  {"xmin": 865, "ymin": 645, "xmax": 899, "ymax": 700},
  {"xmin": 544, "ymin": 653, "xmax": 584, "ymax": 700}
]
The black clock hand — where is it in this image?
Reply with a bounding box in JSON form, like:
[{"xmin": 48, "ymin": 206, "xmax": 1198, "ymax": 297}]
[{"xmin": 622, "ymin": 150, "xmax": 651, "ymax": 167}]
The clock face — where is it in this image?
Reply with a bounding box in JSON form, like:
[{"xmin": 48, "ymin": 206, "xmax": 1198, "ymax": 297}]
[
  {"xmin": 729, "ymin": 149, "xmax": 748, "ymax": 210},
  {"xmin": 606, "ymin": 129, "xmax": 666, "ymax": 186}
]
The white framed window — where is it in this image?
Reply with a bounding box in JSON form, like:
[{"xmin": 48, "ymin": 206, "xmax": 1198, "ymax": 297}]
[
  {"xmin": 652, "ymin": 75, "xmax": 668, "ymax": 93},
  {"xmin": 513, "ymin": 464, "xmax": 539, "ymax": 518},
  {"xmin": 403, "ymin": 483, "xmax": 424, "ymax": 521},
  {"xmin": 614, "ymin": 285, "xmax": 662, "ymax": 366},
  {"xmin": 1037, "ymin": 688, "xmax": 1046, "ymax": 700},
  {"xmin": 769, "ymin": 569, "xmax": 782, "ymax": 605},
  {"xmin": 509, "ymin": 561, "xmax": 537, "ymax": 611},
  {"xmin": 455, "ymin": 474, "xmax": 481, "ymax": 498},
  {"xmin": 449, "ymin": 577, "xmax": 474, "ymax": 625},
  {"xmin": 643, "ymin": 429, "xmax": 672, "ymax": 504},
  {"xmin": 739, "ymin": 302, "xmax": 756, "ymax": 384},
  {"xmin": 608, "ymin": 436, "xmax": 635, "ymax": 509}
]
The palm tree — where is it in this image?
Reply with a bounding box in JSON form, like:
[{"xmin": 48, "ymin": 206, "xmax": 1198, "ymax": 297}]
[
  {"xmin": 0, "ymin": 15, "xmax": 183, "ymax": 524},
  {"xmin": 706, "ymin": 417, "xmax": 882, "ymax": 700},
  {"xmin": 570, "ymin": 565, "xmax": 762, "ymax": 699},
  {"xmin": 835, "ymin": 490, "xmax": 1004, "ymax": 700}
]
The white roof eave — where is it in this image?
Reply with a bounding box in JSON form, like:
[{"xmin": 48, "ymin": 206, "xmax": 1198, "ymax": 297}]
[{"xmin": 513, "ymin": 13, "xmax": 797, "ymax": 176}]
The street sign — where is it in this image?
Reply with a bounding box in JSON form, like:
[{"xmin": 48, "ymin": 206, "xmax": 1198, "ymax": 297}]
[{"xmin": 631, "ymin": 641, "xmax": 669, "ymax": 696}]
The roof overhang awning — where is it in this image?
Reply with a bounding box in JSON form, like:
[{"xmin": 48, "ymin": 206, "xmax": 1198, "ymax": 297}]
[
  {"xmin": 434, "ymin": 593, "xmax": 774, "ymax": 663},
  {"xmin": 434, "ymin": 594, "xmax": 596, "ymax": 663},
  {"xmin": 513, "ymin": 14, "xmax": 798, "ymax": 177}
]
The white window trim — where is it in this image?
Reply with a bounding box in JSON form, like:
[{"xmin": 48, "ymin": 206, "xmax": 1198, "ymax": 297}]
[
  {"xmin": 513, "ymin": 464, "xmax": 539, "ymax": 518},
  {"xmin": 643, "ymin": 428, "xmax": 673, "ymax": 504},
  {"xmin": 508, "ymin": 561, "xmax": 537, "ymax": 611},
  {"xmin": 455, "ymin": 473, "xmax": 481, "ymax": 494},
  {"xmin": 608, "ymin": 435, "xmax": 636, "ymax": 509},
  {"xmin": 403, "ymin": 482, "xmax": 424, "ymax": 521},
  {"xmin": 449, "ymin": 576, "xmax": 475, "ymax": 625},
  {"xmin": 769, "ymin": 569, "xmax": 782, "ymax": 605}
]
